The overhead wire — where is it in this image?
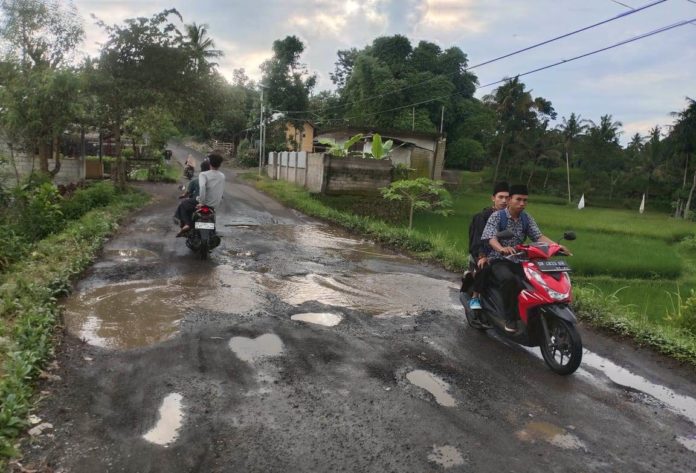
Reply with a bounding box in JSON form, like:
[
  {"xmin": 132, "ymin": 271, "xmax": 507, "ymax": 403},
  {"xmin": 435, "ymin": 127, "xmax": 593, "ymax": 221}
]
[
  {"xmin": 278, "ymin": 0, "xmax": 667, "ymax": 115},
  {"xmin": 327, "ymin": 17, "xmax": 696, "ymax": 122}
]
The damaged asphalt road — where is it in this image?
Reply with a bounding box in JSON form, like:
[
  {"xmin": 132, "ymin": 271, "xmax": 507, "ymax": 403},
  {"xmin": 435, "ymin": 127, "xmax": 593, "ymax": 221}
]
[{"xmin": 17, "ymin": 148, "xmax": 696, "ymax": 472}]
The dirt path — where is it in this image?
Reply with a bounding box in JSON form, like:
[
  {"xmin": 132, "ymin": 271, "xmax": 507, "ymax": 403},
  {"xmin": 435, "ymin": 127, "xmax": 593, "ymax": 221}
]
[{"xmin": 16, "ymin": 146, "xmax": 696, "ymax": 472}]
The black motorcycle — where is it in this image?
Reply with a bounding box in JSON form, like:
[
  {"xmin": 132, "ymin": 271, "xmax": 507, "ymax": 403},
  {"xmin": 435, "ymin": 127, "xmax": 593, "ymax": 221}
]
[
  {"xmin": 183, "ymin": 164, "xmax": 194, "ymax": 180},
  {"xmin": 185, "ymin": 205, "xmax": 221, "ymax": 260}
]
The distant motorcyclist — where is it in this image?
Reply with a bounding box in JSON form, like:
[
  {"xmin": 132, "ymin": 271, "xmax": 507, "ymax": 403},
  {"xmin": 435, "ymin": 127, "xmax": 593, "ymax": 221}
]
[
  {"xmin": 175, "ymin": 153, "xmax": 225, "ymax": 237},
  {"xmin": 466, "ymin": 181, "xmax": 509, "ymax": 311},
  {"xmin": 480, "ymin": 184, "xmax": 570, "ymax": 332},
  {"xmin": 179, "ymin": 159, "xmax": 210, "ymax": 200}
]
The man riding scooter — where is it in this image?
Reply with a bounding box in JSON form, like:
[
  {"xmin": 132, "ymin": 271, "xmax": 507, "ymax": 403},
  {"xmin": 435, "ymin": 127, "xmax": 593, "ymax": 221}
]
[{"xmin": 479, "ymin": 184, "xmax": 571, "ymax": 332}]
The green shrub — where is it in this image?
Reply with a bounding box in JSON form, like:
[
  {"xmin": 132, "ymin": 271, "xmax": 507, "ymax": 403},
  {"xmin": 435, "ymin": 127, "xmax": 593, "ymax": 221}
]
[
  {"xmin": 666, "ymin": 289, "xmax": 696, "ymax": 336},
  {"xmin": 0, "ymin": 230, "xmax": 28, "ymax": 272},
  {"xmin": 60, "ymin": 181, "xmax": 117, "ymax": 220},
  {"xmin": 22, "ymin": 183, "xmax": 64, "ymax": 240}
]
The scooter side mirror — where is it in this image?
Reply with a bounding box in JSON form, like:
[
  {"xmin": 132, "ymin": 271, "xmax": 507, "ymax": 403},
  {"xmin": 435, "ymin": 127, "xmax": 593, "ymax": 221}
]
[
  {"xmin": 496, "ymin": 229, "xmax": 514, "ymax": 240},
  {"xmin": 562, "ymin": 231, "xmax": 576, "ymax": 241},
  {"xmin": 181, "ymin": 185, "xmax": 187, "ymax": 192}
]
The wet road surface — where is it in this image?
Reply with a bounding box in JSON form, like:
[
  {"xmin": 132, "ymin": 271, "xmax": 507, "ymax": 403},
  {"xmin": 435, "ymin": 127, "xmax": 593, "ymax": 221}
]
[{"xmin": 18, "ymin": 146, "xmax": 696, "ymax": 472}]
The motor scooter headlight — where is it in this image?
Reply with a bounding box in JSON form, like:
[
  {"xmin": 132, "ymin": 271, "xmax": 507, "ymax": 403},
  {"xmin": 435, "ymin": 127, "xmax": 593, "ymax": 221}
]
[{"xmin": 547, "ymin": 288, "xmax": 569, "ymax": 301}]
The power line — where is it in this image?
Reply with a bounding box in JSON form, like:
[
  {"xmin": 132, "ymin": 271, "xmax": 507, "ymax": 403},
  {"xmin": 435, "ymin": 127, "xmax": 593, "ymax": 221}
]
[
  {"xmin": 287, "ymin": 0, "xmax": 667, "ymax": 115},
  {"xmin": 330, "ymin": 17, "xmax": 695, "ymax": 122}
]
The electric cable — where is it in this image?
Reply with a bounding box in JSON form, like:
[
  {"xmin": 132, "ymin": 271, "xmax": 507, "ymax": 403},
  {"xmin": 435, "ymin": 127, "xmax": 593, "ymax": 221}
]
[
  {"xmin": 329, "ymin": 17, "xmax": 696, "ymax": 122},
  {"xmin": 278, "ymin": 0, "xmax": 667, "ymax": 115}
]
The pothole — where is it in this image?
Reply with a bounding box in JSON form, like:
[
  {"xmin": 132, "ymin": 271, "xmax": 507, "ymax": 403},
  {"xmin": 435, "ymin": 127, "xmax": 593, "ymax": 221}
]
[
  {"xmin": 291, "ymin": 312, "xmax": 343, "ymax": 327},
  {"xmin": 143, "ymin": 393, "xmax": 184, "ymax": 447},
  {"xmin": 229, "ymin": 334, "xmax": 284, "ymax": 362},
  {"xmin": 103, "ymin": 248, "xmax": 159, "ymax": 262},
  {"xmin": 515, "ymin": 421, "xmax": 586, "ymax": 450},
  {"xmin": 677, "ymin": 435, "xmax": 696, "ymax": 453},
  {"xmin": 406, "ymin": 370, "xmax": 457, "ymax": 407},
  {"xmin": 428, "ymin": 445, "xmax": 465, "ymax": 469}
]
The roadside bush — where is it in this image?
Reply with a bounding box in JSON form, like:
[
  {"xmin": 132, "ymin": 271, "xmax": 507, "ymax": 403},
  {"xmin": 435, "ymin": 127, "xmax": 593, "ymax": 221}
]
[
  {"xmin": 679, "ymin": 234, "xmax": 696, "ymax": 253},
  {"xmin": 0, "ymin": 230, "xmax": 28, "ymax": 272},
  {"xmin": 666, "ymin": 289, "xmax": 696, "ymax": 336},
  {"xmin": 61, "ymin": 181, "xmax": 117, "ymax": 220},
  {"xmin": 22, "ymin": 183, "xmax": 64, "ymax": 240}
]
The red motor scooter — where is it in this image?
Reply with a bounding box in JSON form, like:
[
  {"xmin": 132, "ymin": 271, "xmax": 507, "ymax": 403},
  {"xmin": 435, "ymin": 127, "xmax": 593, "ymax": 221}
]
[{"xmin": 460, "ymin": 230, "xmax": 582, "ymax": 375}]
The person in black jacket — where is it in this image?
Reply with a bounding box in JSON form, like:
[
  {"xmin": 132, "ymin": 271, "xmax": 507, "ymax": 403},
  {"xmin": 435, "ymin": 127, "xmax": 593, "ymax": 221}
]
[{"xmin": 467, "ymin": 181, "xmax": 510, "ymax": 310}]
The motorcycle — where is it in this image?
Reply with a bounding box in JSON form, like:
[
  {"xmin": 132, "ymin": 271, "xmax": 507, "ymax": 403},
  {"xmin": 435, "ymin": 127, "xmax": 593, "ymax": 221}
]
[
  {"xmin": 185, "ymin": 205, "xmax": 221, "ymax": 260},
  {"xmin": 460, "ymin": 230, "xmax": 582, "ymax": 375},
  {"xmin": 183, "ymin": 164, "xmax": 194, "ymax": 180}
]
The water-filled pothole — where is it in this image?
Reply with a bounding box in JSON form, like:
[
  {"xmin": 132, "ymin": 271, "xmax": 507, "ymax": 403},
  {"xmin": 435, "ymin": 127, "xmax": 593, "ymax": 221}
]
[
  {"xmin": 63, "ymin": 269, "xmax": 261, "ymax": 349},
  {"xmin": 291, "ymin": 312, "xmax": 343, "ymax": 327},
  {"xmin": 406, "ymin": 370, "xmax": 457, "ymax": 407},
  {"xmin": 262, "ymin": 272, "xmax": 458, "ymax": 318},
  {"xmin": 103, "ymin": 248, "xmax": 159, "ymax": 262},
  {"xmin": 428, "ymin": 445, "xmax": 465, "ymax": 469},
  {"xmin": 229, "ymin": 334, "xmax": 284, "ymax": 362},
  {"xmin": 677, "ymin": 435, "xmax": 696, "ymax": 453},
  {"xmin": 143, "ymin": 393, "xmax": 184, "ymax": 447},
  {"xmin": 515, "ymin": 421, "xmax": 586, "ymax": 450}
]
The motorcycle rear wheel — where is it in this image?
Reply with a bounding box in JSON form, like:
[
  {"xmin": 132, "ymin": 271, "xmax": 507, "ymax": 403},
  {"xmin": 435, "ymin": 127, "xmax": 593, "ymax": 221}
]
[
  {"xmin": 540, "ymin": 317, "xmax": 582, "ymax": 375},
  {"xmin": 199, "ymin": 241, "xmax": 208, "ymax": 260}
]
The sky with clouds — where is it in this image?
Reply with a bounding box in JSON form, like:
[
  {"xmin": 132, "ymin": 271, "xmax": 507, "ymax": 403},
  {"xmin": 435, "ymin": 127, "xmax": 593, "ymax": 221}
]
[{"xmin": 73, "ymin": 0, "xmax": 695, "ymax": 143}]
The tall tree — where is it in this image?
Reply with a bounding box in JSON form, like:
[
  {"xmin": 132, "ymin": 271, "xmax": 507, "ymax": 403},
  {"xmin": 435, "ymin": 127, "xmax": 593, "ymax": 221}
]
[
  {"xmin": 670, "ymin": 98, "xmax": 696, "ymax": 218},
  {"xmin": 0, "ymin": 0, "xmax": 84, "ymax": 175},
  {"xmin": 557, "ymin": 113, "xmax": 589, "ymax": 202},
  {"xmin": 260, "ymin": 35, "xmax": 316, "ymax": 113},
  {"xmin": 184, "ymin": 22, "xmax": 222, "ymax": 75}
]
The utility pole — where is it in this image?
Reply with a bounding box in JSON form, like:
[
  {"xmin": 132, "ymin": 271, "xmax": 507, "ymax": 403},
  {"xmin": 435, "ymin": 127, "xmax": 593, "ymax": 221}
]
[
  {"xmin": 439, "ymin": 106, "xmax": 445, "ymax": 134},
  {"xmin": 258, "ymin": 87, "xmax": 265, "ymax": 176},
  {"xmin": 412, "ymin": 107, "xmax": 415, "ymax": 131}
]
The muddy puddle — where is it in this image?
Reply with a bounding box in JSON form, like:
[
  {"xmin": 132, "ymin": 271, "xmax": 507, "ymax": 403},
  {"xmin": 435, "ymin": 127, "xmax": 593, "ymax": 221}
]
[
  {"xmin": 515, "ymin": 421, "xmax": 586, "ymax": 450},
  {"xmin": 291, "ymin": 312, "xmax": 343, "ymax": 327},
  {"xmin": 265, "ymin": 224, "xmax": 413, "ymax": 264},
  {"xmin": 578, "ymin": 350, "xmax": 696, "ymax": 426},
  {"xmin": 428, "ymin": 445, "xmax": 465, "ymax": 469},
  {"xmin": 229, "ymin": 334, "xmax": 284, "ymax": 362},
  {"xmin": 262, "ymin": 272, "xmax": 459, "ymax": 318},
  {"xmin": 143, "ymin": 393, "xmax": 184, "ymax": 447},
  {"xmin": 63, "ymin": 268, "xmax": 261, "ymax": 350},
  {"xmin": 102, "ymin": 248, "xmax": 159, "ymax": 263},
  {"xmin": 406, "ymin": 370, "xmax": 457, "ymax": 407}
]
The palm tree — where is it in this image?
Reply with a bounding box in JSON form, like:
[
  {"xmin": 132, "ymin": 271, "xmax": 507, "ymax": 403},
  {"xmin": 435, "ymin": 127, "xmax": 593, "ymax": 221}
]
[
  {"xmin": 184, "ymin": 22, "xmax": 222, "ymax": 74},
  {"xmin": 557, "ymin": 113, "xmax": 589, "ymax": 202},
  {"xmin": 670, "ymin": 97, "xmax": 696, "ymax": 218}
]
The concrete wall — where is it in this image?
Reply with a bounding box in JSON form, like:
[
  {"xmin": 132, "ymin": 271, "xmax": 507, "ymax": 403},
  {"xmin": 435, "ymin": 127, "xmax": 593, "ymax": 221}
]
[
  {"xmin": 0, "ymin": 142, "xmax": 84, "ymax": 186},
  {"xmin": 267, "ymin": 151, "xmax": 392, "ymax": 195},
  {"xmin": 325, "ymin": 157, "xmax": 392, "ymax": 195}
]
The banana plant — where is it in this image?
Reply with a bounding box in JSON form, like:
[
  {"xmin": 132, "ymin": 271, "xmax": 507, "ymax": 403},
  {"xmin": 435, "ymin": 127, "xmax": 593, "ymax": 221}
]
[
  {"xmin": 366, "ymin": 133, "xmax": 393, "ymax": 160},
  {"xmin": 318, "ymin": 133, "xmax": 363, "ymax": 157}
]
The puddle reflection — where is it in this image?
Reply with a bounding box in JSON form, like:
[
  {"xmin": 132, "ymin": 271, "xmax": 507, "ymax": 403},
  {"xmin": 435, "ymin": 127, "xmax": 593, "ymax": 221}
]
[
  {"xmin": 229, "ymin": 334, "xmax": 284, "ymax": 362},
  {"xmin": 406, "ymin": 370, "xmax": 457, "ymax": 407},
  {"xmin": 143, "ymin": 393, "xmax": 184, "ymax": 447}
]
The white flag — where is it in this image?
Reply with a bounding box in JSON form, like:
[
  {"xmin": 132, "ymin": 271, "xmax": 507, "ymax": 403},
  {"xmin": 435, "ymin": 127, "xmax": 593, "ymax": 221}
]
[
  {"xmin": 639, "ymin": 193, "xmax": 645, "ymax": 214},
  {"xmin": 578, "ymin": 194, "xmax": 585, "ymax": 210}
]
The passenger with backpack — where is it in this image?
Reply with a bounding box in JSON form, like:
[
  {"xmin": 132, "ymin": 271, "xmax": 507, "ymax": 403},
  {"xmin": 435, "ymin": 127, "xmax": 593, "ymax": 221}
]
[
  {"xmin": 466, "ymin": 181, "xmax": 510, "ymax": 311},
  {"xmin": 480, "ymin": 184, "xmax": 571, "ymax": 332}
]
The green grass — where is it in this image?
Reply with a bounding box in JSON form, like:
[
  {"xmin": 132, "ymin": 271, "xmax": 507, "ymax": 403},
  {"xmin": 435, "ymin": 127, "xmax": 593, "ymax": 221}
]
[{"xmin": 0, "ymin": 187, "xmax": 148, "ymax": 464}]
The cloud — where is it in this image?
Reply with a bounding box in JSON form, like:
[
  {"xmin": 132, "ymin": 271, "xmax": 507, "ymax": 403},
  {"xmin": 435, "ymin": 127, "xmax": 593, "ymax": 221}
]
[{"xmin": 412, "ymin": 0, "xmax": 486, "ymax": 33}]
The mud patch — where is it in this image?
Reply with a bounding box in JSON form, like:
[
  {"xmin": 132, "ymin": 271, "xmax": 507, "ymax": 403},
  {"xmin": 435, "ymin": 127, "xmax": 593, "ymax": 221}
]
[
  {"xmin": 428, "ymin": 445, "xmax": 465, "ymax": 469},
  {"xmin": 406, "ymin": 370, "xmax": 457, "ymax": 407},
  {"xmin": 229, "ymin": 334, "xmax": 284, "ymax": 362},
  {"xmin": 143, "ymin": 393, "xmax": 184, "ymax": 447},
  {"xmin": 262, "ymin": 272, "xmax": 459, "ymax": 318},
  {"xmin": 515, "ymin": 421, "xmax": 586, "ymax": 450},
  {"xmin": 291, "ymin": 312, "xmax": 343, "ymax": 327}
]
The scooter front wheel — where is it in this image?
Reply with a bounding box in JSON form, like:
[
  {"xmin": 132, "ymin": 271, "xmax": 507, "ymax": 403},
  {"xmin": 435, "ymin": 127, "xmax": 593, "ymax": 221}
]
[{"xmin": 540, "ymin": 317, "xmax": 582, "ymax": 375}]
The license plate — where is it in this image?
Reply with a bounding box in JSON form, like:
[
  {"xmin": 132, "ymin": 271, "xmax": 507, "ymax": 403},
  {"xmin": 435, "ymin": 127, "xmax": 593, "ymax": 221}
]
[
  {"xmin": 536, "ymin": 259, "xmax": 571, "ymax": 272},
  {"xmin": 194, "ymin": 222, "xmax": 215, "ymax": 230}
]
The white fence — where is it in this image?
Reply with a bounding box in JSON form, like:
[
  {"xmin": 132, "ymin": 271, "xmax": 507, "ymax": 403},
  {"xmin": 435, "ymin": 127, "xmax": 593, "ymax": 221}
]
[{"xmin": 267, "ymin": 151, "xmax": 309, "ymax": 187}]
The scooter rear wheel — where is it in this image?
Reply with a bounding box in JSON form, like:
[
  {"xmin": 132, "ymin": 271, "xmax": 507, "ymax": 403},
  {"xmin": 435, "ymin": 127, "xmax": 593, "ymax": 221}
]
[{"xmin": 540, "ymin": 317, "xmax": 582, "ymax": 375}]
